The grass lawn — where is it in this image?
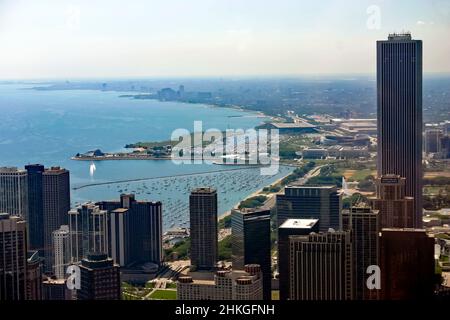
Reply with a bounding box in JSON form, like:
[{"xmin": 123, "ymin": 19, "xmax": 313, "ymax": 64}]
[
  {"xmin": 149, "ymin": 289, "xmax": 177, "ymax": 300},
  {"xmin": 345, "ymin": 169, "xmax": 375, "ymax": 181},
  {"xmin": 166, "ymin": 282, "xmax": 177, "ymax": 289}
]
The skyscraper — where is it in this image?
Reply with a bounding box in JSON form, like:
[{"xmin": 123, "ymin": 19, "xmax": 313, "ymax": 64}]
[
  {"xmin": 342, "ymin": 206, "xmax": 379, "ymax": 300},
  {"xmin": 53, "ymin": 225, "xmax": 71, "ymax": 279},
  {"xmin": 0, "ymin": 213, "xmax": 27, "ymax": 301},
  {"xmin": 97, "ymin": 194, "xmax": 163, "ymax": 266},
  {"xmin": 42, "ymin": 167, "xmax": 70, "ymax": 273},
  {"xmin": 0, "ymin": 167, "xmax": 28, "ymax": 220},
  {"xmin": 69, "ymin": 203, "xmax": 108, "ymax": 263},
  {"xmin": 276, "ymin": 185, "xmax": 341, "ymax": 231},
  {"xmin": 77, "ymin": 253, "xmax": 121, "ymax": 300},
  {"xmin": 377, "ymin": 33, "xmax": 423, "ymax": 228},
  {"xmin": 25, "ymin": 164, "xmax": 45, "ymax": 252},
  {"xmin": 289, "ymin": 230, "xmax": 353, "ymax": 300},
  {"xmin": 189, "ymin": 188, "xmax": 218, "ymax": 271},
  {"xmin": 231, "ymin": 208, "xmax": 271, "ymax": 300},
  {"xmin": 278, "ymin": 218, "xmax": 319, "ymax": 300},
  {"xmin": 26, "ymin": 251, "xmax": 43, "ymax": 300},
  {"xmin": 380, "ymin": 229, "xmax": 434, "ymax": 299},
  {"xmin": 368, "ymin": 175, "xmax": 414, "ymax": 228}
]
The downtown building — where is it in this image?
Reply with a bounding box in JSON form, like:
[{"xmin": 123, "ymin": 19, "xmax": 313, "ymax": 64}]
[
  {"xmin": 25, "ymin": 164, "xmax": 45, "ymax": 252},
  {"xmin": 368, "ymin": 175, "xmax": 414, "ymax": 228},
  {"xmin": 342, "ymin": 206, "xmax": 380, "ymax": 300},
  {"xmin": 0, "ymin": 167, "xmax": 28, "ymax": 220},
  {"xmin": 69, "ymin": 203, "xmax": 109, "ymax": 263},
  {"xmin": 177, "ymin": 264, "xmax": 263, "ymax": 300},
  {"xmin": 77, "ymin": 253, "xmax": 121, "ymax": 300},
  {"xmin": 276, "ymin": 185, "xmax": 341, "ymax": 231},
  {"xmin": 0, "ymin": 213, "xmax": 27, "ymax": 301},
  {"xmin": 189, "ymin": 187, "xmax": 218, "ymax": 271},
  {"xmin": 277, "ymin": 218, "xmax": 319, "ymax": 300},
  {"xmin": 231, "ymin": 208, "xmax": 272, "ymax": 300},
  {"xmin": 53, "ymin": 225, "xmax": 71, "ymax": 279},
  {"xmin": 377, "ymin": 33, "xmax": 423, "ymax": 228},
  {"xmin": 42, "ymin": 167, "xmax": 71, "ymax": 273},
  {"xmin": 379, "ymin": 229, "xmax": 435, "ymax": 299},
  {"xmin": 289, "ymin": 230, "xmax": 353, "ymax": 300},
  {"xmin": 97, "ymin": 194, "xmax": 163, "ymax": 269}
]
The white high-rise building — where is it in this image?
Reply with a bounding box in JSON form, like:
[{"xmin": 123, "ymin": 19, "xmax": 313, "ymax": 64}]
[{"xmin": 53, "ymin": 225, "xmax": 71, "ymax": 279}]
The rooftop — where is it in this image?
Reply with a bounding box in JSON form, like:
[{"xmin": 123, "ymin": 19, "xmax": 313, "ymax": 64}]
[
  {"xmin": 388, "ymin": 32, "xmax": 412, "ymax": 41},
  {"xmin": 280, "ymin": 218, "xmax": 319, "ymax": 229}
]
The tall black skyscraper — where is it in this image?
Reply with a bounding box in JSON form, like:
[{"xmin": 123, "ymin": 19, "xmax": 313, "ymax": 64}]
[
  {"xmin": 377, "ymin": 33, "xmax": 423, "ymax": 228},
  {"xmin": 231, "ymin": 208, "xmax": 272, "ymax": 300},
  {"xmin": 189, "ymin": 188, "xmax": 218, "ymax": 271},
  {"xmin": 25, "ymin": 164, "xmax": 45, "ymax": 252},
  {"xmin": 276, "ymin": 185, "xmax": 341, "ymax": 231},
  {"xmin": 42, "ymin": 167, "xmax": 71, "ymax": 273}
]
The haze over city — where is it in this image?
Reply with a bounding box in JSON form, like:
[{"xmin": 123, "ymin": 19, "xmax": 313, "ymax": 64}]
[{"xmin": 1, "ymin": 0, "xmax": 450, "ymax": 78}]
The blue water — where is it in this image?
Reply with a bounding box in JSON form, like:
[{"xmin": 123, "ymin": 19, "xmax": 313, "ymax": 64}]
[{"xmin": 0, "ymin": 84, "xmax": 292, "ymax": 230}]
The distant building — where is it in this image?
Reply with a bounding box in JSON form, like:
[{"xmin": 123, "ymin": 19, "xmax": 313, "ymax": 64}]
[
  {"xmin": 53, "ymin": 225, "xmax": 71, "ymax": 279},
  {"xmin": 42, "ymin": 277, "xmax": 71, "ymax": 300},
  {"xmin": 380, "ymin": 229, "xmax": 435, "ymax": 300},
  {"xmin": 25, "ymin": 164, "xmax": 45, "ymax": 252},
  {"xmin": 0, "ymin": 167, "xmax": 28, "ymax": 220},
  {"xmin": 43, "ymin": 167, "xmax": 70, "ymax": 273},
  {"xmin": 69, "ymin": 203, "xmax": 108, "ymax": 263},
  {"xmin": 77, "ymin": 253, "xmax": 121, "ymax": 300},
  {"xmin": 377, "ymin": 33, "xmax": 423, "ymax": 228},
  {"xmin": 26, "ymin": 251, "xmax": 42, "ymax": 300},
  {"xmin": 302, "ymin": 148, "xmax": 328, "ymax": 159},
  {"xmin": 0, "ymin": 213, "xmax": 27, "ymax": 300},
  {"xmin": 289, "ymin": 230, "xmax": 353, "ymax": 300},
  {"xmin": 158, "ymin": 88, "xmax": 179, "ymax": 101},
  {"xmin": 97, "ymin": 194, "xmax": 163, "ymax": 267},
  {"xmin": 342, "ymin": 206, "xmax": 379, "ymax": 300},
  {"xmin": 425, "ymin": 128, "xmax": 443, "ymax": 154},
  {"xmin": 368, "ymin": 175, "xmax": 414, "ymax": 228},
  {"xmin": 260, "ymin": 122, "xmax": 318, "ymax": 134},
  {"xmin": 278, "ymin": 219, "xmax": 319, "ymax": 300},
  {"xmin": 276, "ymin": 185, "xmax": 341, "ymax": 231},
  {"xmin": 189, "ymin": 188, "xmax": 218, "ymax": 271},
  {"xmin": 177, "ymin": 265, "xmax": 263, "ymax": 300},
  {"xmin": 231, "ymin": 208, "xmax": 271, "ymax": 300}
]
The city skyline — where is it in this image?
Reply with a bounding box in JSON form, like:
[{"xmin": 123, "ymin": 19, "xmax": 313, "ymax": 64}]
[{"xmin": 1, "ymin": 0, "xmax": 450, "ymax": 79}]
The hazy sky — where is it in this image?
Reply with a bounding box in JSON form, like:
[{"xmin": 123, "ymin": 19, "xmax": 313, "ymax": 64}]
[{"xmin": 1, "ymin": 0, "xmax": 449, "ymax": 79}]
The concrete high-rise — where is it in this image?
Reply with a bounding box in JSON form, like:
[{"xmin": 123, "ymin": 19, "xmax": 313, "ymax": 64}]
[
  {"xmin": 377, "ymin": 33, "xmax": 423, "ymax": 228},
  {"xmin": 42, "ymin": 167, "xmax": 70, "ymax": 273},
  {"xmin": 25, "ymin": 164, "xmax": 45, "ymax": 252},
  {"xmin": 26, "ymin": 251, "xmax": 42, "ymax": 300},
  {"xmin": 289, "ymin": 230, "xmax": 353, "ymax": 300},
  {"xmin": 231, "ymin": 208, "xmax": 271, "ymax": 300},
  {"xmin": 368, "ymin": 175, "xmax": 414, "ymax": 228},
  {"xmin": 77, "ymin": 253, "xmax": 121, "ymax": 300},
  {"xmin": 342, "ymin": 206, "xmax": 379, "ymax": 300},
  {"xmin": 69, "ymin": 203, "xmax": 108, "ymax": 263},
  {"xmin": 0, "ymin": 213, "xmax": 27, "ymax": 301},
  {"xmin": 98, "ymin": 194, "xmax": 163, "ymax": 266},
  {"xmin": 0, "ymin": 167, "xmax": 28, "ymax": 220},
  {"xmin": 189, "ymin": 188, "xmax": 218, "ymax": 271},
  {"xmin": 380, "ymin": 229, "xmax": 434, "ymax": 299},
  {"xmin": 177, "ymin": 265, "xmax": 263, "ymax": 300},
  {"xmin": 276, "ymin": 185, "xmax": 341, "ymax": 231},
  {"xmin": 53, "ymin": 225, "xmax": 71, "ymax": 279},
  {"xmin": 278, "ymin": 218, "xmax": 319, "ymax": 300}
]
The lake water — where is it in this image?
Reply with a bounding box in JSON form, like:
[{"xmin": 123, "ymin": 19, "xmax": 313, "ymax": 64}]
[{"xmin": 0, "ymin": 84, "xmax": 292, "ymax": 230}]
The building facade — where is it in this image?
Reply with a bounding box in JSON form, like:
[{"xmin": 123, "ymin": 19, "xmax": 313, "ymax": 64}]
[
  {"xmin": 231, "ymin": 208, "xmax": 271, "ymax": 300},
  {"xmin": 276, "ymin": 185, "xmax": 341, "ymax": 231},
  {"xmin": 342, "ymin": 206, "xmax": 380, "ymax": 300},
  {"xmin": 0, "ymin": 213, "xmax": 27, "ymax": 300},
  {"xmin": 25, "ymin": 164, "xmax": 45, "ymax": 252},
  {"xmin": 189, "ymin": 188, "xmax": 218, "ymax": 270},
  {"xmin": 377, "ymin": 33, "xmax": 423, "ymax": 228},
  {"xmin": 42, "ymin": 167, "xmax": 70, "ymax": 273},
  {"xmin": 77, "ymin": 253, "xmax": 121, "ymax": 300},
  {"xmin": 278, "ymin": 218, "xmax": 319, "ymax": 300},
  {"xmin": 368, "ymin": 175, "xmax": 414, "ymax": 228},
  {"xmin": 289, "ymin": 230, "xmax": 353, "ymax": 300},
  {"xmin": 177, "ymin": 265, "xmax": 263, "ymax": 300},
  {"xmin": 0, "ymin": 167, "xmax": 28, "ymax": 220},
  {"xmin": 53, "ymin": 225, "xmax": 71, "ymax": 279}
]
